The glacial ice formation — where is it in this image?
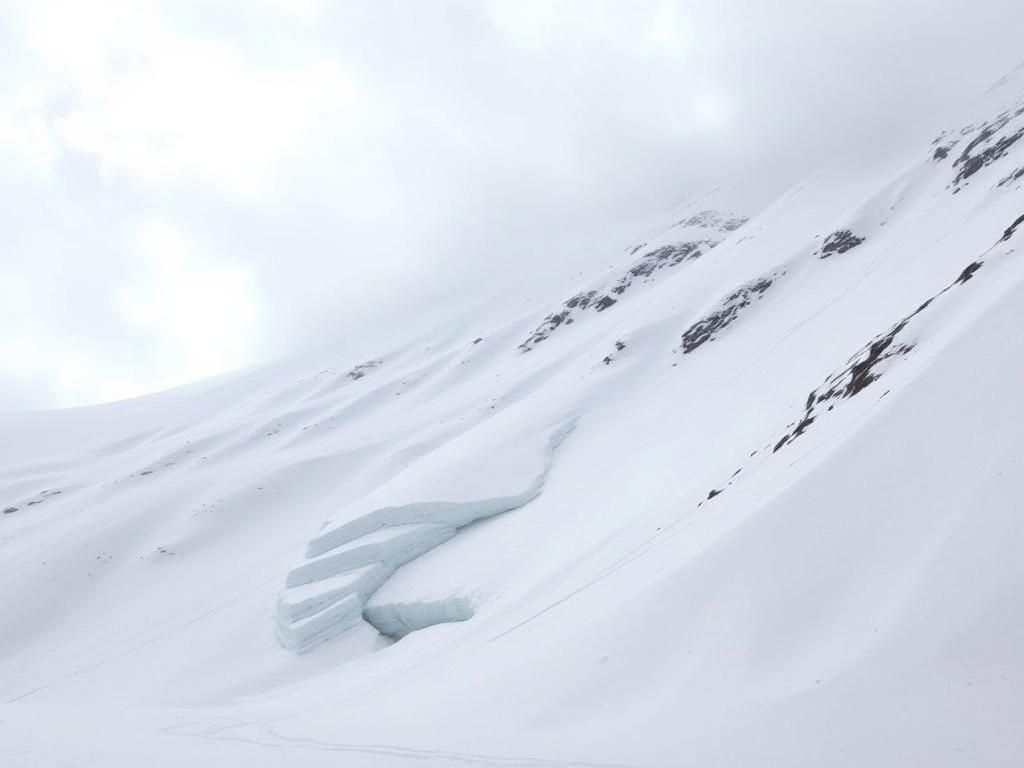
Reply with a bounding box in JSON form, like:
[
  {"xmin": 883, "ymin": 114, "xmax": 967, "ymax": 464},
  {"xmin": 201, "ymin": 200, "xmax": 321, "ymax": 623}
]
[{"xmin": 275, "ymin": 420, "xmax": 574, "ymax": 653}]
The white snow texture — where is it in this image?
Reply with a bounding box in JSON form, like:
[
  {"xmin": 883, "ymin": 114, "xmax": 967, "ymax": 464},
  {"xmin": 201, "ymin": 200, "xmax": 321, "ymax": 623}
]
[{"xmin": 3, "ymin": 70, "xmax": 1024, "ymax": 767}]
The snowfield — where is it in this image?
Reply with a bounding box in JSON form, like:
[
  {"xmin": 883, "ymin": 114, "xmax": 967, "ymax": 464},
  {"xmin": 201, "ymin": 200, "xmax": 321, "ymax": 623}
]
[{"xmin": 2, "ymin": 72, "xmax": 1024, "ymax": 766}]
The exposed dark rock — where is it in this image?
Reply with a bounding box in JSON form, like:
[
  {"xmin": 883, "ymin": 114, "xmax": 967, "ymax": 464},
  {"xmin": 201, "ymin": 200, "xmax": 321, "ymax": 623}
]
[
  {"xmin": 602, "ymin": 340, "xmax": 627, "ymax": 365},
  {"xmin": 519, "ymin": 309, "xmax": 572, "ymax": 352},
  {"xmin": 770, "ymin": 230, "xmax": 1014, "ymax": 454},
  {"xmin": 843, "ymin": 323, "xmax": 912, "ymax": 397},
  {"xmin": 998, "ymin": 167, "xmax": 1024, "ymax": 187},
  {"xmin": 675, "ymin": 210, "xmax": 748, "ymax": 232},
  {"xmin": 955, "ymin": 261, "xmax": 983, "ymax": 284},
  {"xmin": 931, "ymin": 131, "xmax": 961, "ymax": 162},
  {"xmin": 819, "ymin": 229, "xmax": 866, "ymax": 259},
  {"xmin": 520, "ymin": 245, "xmax": 709, "ymax": 351},
  {"xmin": 680, "ymin": 274, "xmax": 778, "ymax": 354},
  {"xmin": 611, "ymin": 242, "xmax": 706, "ymax": 291},
  {"xmin": 25, "ymin": 489, "xmax": 62, "ymax": 507},
  {"xmin": 952, "ymin": 107, "xmax": 1024, "ymax": 187},
  {"xmin": 519, "ymin": 211, "xmax": 746, "ymax": 351},
  {"xmin": 957, "ymin": 128, "xmax": 1024, "ymax": 183},
  {"xmin": 565, "ymin": 290, "xmax": 598, "ymax": 310},
  {"xmin": 1001, "ymin": 213, "xmax": 1024, "ymax": 242},
  {"xmin": 772, "ymin": 319, "xmax": 914, "ymax": 454},
  {"xmin": 2, "ymin": 506, "xmax": 16, "ymax": 514},
  {"xmin": 347, "ymin": 360, "xmax": 382, "ymax": 380}
]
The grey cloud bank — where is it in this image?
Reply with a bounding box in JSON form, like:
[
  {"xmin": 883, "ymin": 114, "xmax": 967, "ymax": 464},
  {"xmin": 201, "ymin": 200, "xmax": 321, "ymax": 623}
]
[{"xmin": 1, "ymin": 0, "xmax": 1022, "ymax": 408}]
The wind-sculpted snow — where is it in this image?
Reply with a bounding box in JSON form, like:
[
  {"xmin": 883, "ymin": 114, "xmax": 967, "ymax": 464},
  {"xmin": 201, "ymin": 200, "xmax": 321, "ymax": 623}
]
[
  {"xmin": 278, "ymin": 564, "xmax": 389, "ymax": 623},
  {"xmin": 275, "ymin": 593, "xmax": 365, "ymax": 653},
  {"xmin": 275, "ymin": 420, "xmax": 575, "ymax": 653},
  {"xmin": 286, "ymin": 524, "xmax": 457, "ymax": 589}
]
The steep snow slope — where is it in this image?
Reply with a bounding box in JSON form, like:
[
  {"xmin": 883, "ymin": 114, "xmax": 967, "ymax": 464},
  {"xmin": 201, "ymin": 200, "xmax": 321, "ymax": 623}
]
[{"xmin": 2, "ymin": 74, "xmax": 1024, "ymax": 766}]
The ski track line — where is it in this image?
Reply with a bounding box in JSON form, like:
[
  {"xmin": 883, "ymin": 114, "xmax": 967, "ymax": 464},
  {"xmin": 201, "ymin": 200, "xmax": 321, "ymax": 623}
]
[
  {"xmin": 164, "ymin": 718, "xmax": 639, "ymax": 768},
  {"xmin": 490, "ymin": 368, "xmax": 903, "ymax": 645},
  {"xmin": 5, "ymin": 573, "xmax": 282, "ymax": 704}
]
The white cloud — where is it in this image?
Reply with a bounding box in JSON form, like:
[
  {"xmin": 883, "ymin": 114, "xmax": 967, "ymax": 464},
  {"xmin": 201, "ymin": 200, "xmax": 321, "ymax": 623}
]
[
  {"xmin": 117, "ymin": 219, "xmax": 259, "ymax": 386},
  {"xmin": 1, "ymin": 0, "xmax": 1023, "ymax": 408},
  {"xmin": 16, "ymin": 0, "xmax": 352, "ymax": 197}
]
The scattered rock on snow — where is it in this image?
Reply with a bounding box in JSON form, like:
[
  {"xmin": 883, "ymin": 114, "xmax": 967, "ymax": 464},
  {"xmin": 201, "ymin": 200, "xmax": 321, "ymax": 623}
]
[
  {"xmin": 519, "ymin": 211, "xmax": 748, "ymax": 352},
  {"xmin": 950, "ymin": 101, "xmax": 1024, "ymax": 189},
  {"xmin": 347, "ymin": 360, "xmax": 382, "ymax": 380},
  {"xmin": 818, "ymin": 229, "xmax": 866, "ymax": 259}
]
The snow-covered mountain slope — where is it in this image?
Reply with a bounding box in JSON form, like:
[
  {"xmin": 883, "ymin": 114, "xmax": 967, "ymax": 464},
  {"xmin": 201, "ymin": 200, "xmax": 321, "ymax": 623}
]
[{"xmin": 2, "ymin": 73, "xmax": 1024, "ymax": 767}]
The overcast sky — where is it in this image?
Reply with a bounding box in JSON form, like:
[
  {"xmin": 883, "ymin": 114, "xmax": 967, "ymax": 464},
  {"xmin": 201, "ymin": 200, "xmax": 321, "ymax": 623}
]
[{"xmin": 2, "ymin": 0, "xmax": 1022, "ymax": 410}]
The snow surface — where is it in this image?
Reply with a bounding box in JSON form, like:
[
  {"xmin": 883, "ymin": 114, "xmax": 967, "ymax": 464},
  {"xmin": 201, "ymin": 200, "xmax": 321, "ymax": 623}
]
[{"xmin": 2, "ymin": 73, "xmax": 1024, "ymax": 765}]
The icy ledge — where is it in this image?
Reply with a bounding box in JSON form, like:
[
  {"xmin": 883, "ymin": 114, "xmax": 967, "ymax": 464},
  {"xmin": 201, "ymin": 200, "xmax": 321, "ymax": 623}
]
[
  {"xmin": 275, "ymin": 420, "xmax": 575, "ymax": 653},
  {"xmin": 363, "ymin": 596, "xmax": 476, "ymax": 641}
]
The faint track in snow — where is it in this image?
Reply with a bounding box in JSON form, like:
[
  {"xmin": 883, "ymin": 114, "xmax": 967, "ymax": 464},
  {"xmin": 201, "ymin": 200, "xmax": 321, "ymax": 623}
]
[
  {"xmin": 5, "ymin": 573, "xmax": 281, "ymax": 704},
  {"xmin": 164, "ymin": 717, "xmax": 638, "ymax": 768}
]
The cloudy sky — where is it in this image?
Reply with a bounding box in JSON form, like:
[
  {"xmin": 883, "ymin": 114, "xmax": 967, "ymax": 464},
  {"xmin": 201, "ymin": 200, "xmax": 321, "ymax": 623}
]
[{"xmin": 2, "ymin": 0, "xmax": 1022, "ymax": 409}]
